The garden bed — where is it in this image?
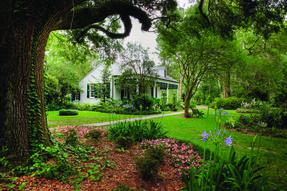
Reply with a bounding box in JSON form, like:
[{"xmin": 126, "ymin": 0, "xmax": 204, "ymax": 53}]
[{"xmin": 2, "ymin": 127, "xmax": 191, "ymax": 191}]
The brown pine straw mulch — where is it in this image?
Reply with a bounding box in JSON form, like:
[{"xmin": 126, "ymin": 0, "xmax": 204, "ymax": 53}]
[{"xmin": 7, "ymin": 127, "xmax": 185, "ymax": 191}]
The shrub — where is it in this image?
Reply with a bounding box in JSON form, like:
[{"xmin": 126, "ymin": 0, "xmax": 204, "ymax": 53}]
[
  {"xmin": 114, "ymin": 136, "xmax": 134, "ymax": 149},
  {"xmin": 212, "ymin": 97, "xmax": 244, "ymax": 110},
  {"xmin": 108, "ymin": 121, "xmax": 166, "ymax": 148},
  {"xmin": 191, "ymin": 108, "xmax": 204, "ymax": 118},
  {"xmin": 136, "ymin": 156, "xmax": 160, "ymax": 181},
  {"xmin": 258, "ymin": 103, "xmax": 287, "ymax": 129},
  {"xmin": 65, "ymin": 129, "xmax": 80, "ymax": 146},
  {"xmin": 136, "ymin": 146, "xmax": 165, "ymax": 181},
  {"xmin": 59, "ymin": 109, "xmax": 79, "ymax": 116},
  {"xmin": 73, "ymin": 103, "xmax": 95, "ymax": 111},
  {"xmin": 144, "ymin": 146, "xmax": 165, "ymax": 163},
  {"xmin": 133, "ymin": 95, "xmax": 154, "ymax": 111},
  {"xmin": 85, "ymin": 129, "xmax": 101, "ymax": 141}
]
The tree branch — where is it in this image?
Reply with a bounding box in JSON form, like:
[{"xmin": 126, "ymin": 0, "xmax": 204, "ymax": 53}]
[{"xmin": 56, "ymin": 1, "xmax": 151, "ymax": 38}]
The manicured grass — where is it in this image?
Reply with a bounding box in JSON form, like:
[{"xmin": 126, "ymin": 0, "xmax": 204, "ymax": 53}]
[
  {"xmin": 47, "ymin": 110, "xmax": 175, "ymax": 127},
  {"xmin": 47, "ymin": 111, "xmax": 140, "ymax": 127},
  {"xmin": 155, "ymin": 109, "xmax": 287, "ymax": 190}
]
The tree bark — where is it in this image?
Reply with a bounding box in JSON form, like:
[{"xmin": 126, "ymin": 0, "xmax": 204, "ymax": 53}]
[
  {"xmin": 184, "ymin": 89, "xmax": 192, "ymax": 118},
  {"xmin": 0, "ymin": 19, "xmax": 53, "ymax": 159},
  {"xmin": 222, "ymin": 70, "xmax": 231, "ymax": 98}
]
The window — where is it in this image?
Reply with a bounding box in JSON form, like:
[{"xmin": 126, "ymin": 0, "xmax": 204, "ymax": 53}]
[{"xmin": 90, "ymin": 83, "xmax": 95, "ymax": 98}]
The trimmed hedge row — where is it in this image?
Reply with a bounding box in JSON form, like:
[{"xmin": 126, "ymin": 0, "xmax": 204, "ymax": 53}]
[
  {"xmin": 59, "ymin": 109, "xmax": 79, "ymax": 116},
  {"xmin": 212, "ymin": 97, "xmax": 244, "ymax": 110}
]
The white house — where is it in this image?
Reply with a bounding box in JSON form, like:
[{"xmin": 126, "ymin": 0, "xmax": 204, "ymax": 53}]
[{"xmin": 74, "ymin": 64, "xmax": 178, "ymax": 104}]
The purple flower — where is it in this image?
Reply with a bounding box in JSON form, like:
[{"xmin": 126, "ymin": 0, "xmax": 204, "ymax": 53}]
[
  {"xmin": 201, "ymin": 131, "xmax": 209, "ymax": 142},
  {"xmin": 225, "ymin": 136, "xmax": 232, "ymax": 146}
]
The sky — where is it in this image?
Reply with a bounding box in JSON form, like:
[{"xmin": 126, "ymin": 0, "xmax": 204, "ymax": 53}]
[{"xmin": 123, "ymin": 0, "xmax": 192, "ymax": 64}]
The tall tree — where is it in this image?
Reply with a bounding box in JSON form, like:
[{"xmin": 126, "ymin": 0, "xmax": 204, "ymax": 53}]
[
  {"xmin": 45, "ymin": 32, "xmax": 96, "ymax": 107},
  {"xmin": 0, "ymin": 0, "xmax": 176, "ymax": 159},
  {"xmin": 158, "ymin": 7, "xmax": 225, "ymax": 117},
  {"xmin": 118, "ymin": 42, "xmax": 156, "ymax": 95}
]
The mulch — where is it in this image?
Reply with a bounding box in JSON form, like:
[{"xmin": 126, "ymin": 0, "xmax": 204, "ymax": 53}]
[{"xmin": 4, "ymin": 127, "xmax": 185, "ymax": 191}]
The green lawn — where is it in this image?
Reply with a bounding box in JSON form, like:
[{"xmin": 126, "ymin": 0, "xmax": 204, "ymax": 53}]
[
  {"xmin": 155, "ymin": 109, "xmax": 287, "ymax": 190},
  {"xmin": 47, "ymin": 111, "xmax": 140, "ymax": 127}
]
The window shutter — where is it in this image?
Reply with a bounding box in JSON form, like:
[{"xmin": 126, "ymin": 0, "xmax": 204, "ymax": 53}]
[
  {"xmin": 94, "ymin": 84, "xmax": 97, "ymax": 98},
  {"xmin": 87, "ymin": 84, "xmax": 90, "ymax": 98}
]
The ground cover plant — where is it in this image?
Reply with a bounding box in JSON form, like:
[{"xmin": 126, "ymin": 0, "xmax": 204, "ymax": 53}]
[
  {"xmin": 108, "ymin": 120, "xmax": 167, "ymax": 148},
  {"xmin": 0, "ymin": 125, "xmax": 187, "ymax": 190}
]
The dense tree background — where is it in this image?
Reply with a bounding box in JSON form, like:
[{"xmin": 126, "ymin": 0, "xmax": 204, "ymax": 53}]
[{"xmin": 44, "ymin": 32, "xmax": 96, "ymax": 109}]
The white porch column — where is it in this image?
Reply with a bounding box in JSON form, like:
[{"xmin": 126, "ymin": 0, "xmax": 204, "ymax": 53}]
[
  {"xmin": 166, "ymin": 83, "xmax": 169, "ymax": 102},
  {"xmin": 153, "ymin": 82, "xmax": 156, "ymax": 98}
]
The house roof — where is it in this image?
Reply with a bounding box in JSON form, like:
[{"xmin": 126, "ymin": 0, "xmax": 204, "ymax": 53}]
[
  {"xmin": 80, "ymin": 63, "xmax": 178, "ymax": 84},
  {"xmin": 157, "ymin": 75, "xmax": 178, "ymax": 83}
]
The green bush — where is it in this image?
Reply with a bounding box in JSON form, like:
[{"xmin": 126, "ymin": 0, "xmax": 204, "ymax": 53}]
[
  {"xmin": 136, "ymin": 146, "xmax": 165, "ymax": 181},
  {"xmin": 136, "ymin": 156, "xmax": 160, "ymax": 181},
  {"xmin": 59, "ymin": 109, "xmax": 79, "ymax": 116},
  {"xmin": 108, "ymin": 121, "xmax": 166, "ymax": 148},
  {"xmin": 144, "ymin": 146, "xmax": 165, "ymax": 163},
  {"xmin": 133, "ymin": 95, "xmax": 154, "ymax": 111},
  {"xmin": 65, "ymin": 129, "xmax": 80, "ymax": 146},
  {"xmin": 191, "ymin": 108, "xmax": 204, "ymax": 118},
  {"xmin": 73, "ymin": 103, "xmax": 95, "ymax": 111},
  {"xmin": 212, "ymin": 97, "xmax": 244, "ymax": 110},
  {"xmin": 85, "ymin": 129, "xmax": 101, "ymax": 141},
  {"xmin": 183, "ymin": 148, "xmax": 268, "ymax": 191},
  {"xmin": 114, "ymin": 136, "xmax": 134, "ymax": 149},
  {"xmin": 258, "ymin": 103, "xmax": 287, "ymax": 129}
]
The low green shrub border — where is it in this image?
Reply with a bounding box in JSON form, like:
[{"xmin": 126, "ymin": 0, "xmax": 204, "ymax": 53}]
[
  {"xmin": 93, "ymin": 108, "xmax": 161, "ymax": 115},
  {"xmin": 211, "ymin": 97, "xmax": 245, "ymax": 110},
  {"xmin": 236, "ymin": 108, "xmax": 259, "ymax": 113},
  {"xmin": 59, "ymin": 109, "xmax": 79, "ymax": 116}
]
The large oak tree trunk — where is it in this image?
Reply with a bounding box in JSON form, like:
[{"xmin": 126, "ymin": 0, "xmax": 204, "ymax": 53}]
[{"xmin": 0, "ymin": 20, "xmax": 51, "ymax": 159}]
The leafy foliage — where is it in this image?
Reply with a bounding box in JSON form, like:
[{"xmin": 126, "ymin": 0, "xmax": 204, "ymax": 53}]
[
  {"xmin": 212, "ymin": 97, "xmax": 245, "ymax": 110},
  {"xmin": 136, "ymin": 146, "xmax": 165, "ymax": 181},
  {"xmin": 59, "ymin": 109, "xmax": 79, "ymax": 116},
  {"xmin": 117, "ymin": 43, "xmax": 156, "ymax": 95},
  {"xmin": 84, "ymin": 129, "xmax": 102, "ymax": 141},
  {"xmin": 64, "ymin": 129, "xmax": 80, "ymax": 146},
  {"xmin": 182, "ymin": 148, "xmax": 267, "ymax": 191},
  {"xmin": 108, "ymin": 121, "xmax": 166, "ymax": 148}
]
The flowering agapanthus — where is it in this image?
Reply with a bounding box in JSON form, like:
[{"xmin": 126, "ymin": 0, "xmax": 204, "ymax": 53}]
[
  {"xmin": 201, "ymin": 131, "xmax": 209, "ymax": 142},
  {"xmin": 225, "ymin": 136, "xmax": 233, "ymax": 146}
]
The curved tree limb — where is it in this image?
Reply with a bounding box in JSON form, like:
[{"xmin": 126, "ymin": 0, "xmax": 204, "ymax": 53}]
[
  {"xmin": 76, "ymin": 14, "xmax": 132, "ymax": 40},
  {"xmin": 198, "ymin": 0, "xmax": 210, "ymax": 26},
  {"xmin": 56, "ymin": 1, "xmax": 151, "ymax": 38}
]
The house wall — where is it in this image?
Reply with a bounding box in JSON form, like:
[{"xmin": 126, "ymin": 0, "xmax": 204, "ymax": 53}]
[
  {"xmin": 79, "ymin": 68, "xmax": 102, "ymax": 104},
  {"xmin": 78, "ymin": 63, "xmax": 179, "ymax": 104},
  {"xmin": 79, "ymin": 64, "xmax": 122, "ymax": 104}
]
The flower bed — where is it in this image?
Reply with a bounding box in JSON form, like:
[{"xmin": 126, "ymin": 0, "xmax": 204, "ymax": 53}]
[{"xmin": 141, "ymin": 138, "xmax": 201, "ymax": 175}]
